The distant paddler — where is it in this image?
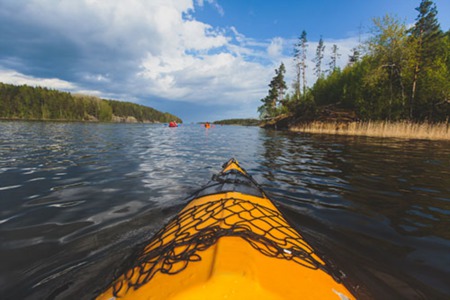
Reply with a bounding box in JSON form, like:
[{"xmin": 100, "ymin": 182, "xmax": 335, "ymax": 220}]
[{"xmin": 169, "ymin": 121, "xmax": 178, "ymax": 127}]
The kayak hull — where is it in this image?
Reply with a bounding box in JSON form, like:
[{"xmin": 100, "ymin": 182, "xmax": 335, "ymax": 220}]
[{"xmin": 97, "ymin": 159, "xmax": 355, "ymax": 300}]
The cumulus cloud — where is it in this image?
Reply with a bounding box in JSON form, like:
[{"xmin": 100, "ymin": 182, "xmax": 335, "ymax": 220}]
[
  {"xmin": 0, "ymin": 1, "xmax": 271, "ymax": 105},
  {"xmin": 0, "ymin": 69, "xmax": 76, "ymax": 90},
  {"xmin": 0, "ymin": 69, "xmax": 108, "ymax": 97},
  {"xmin": 0, "ymin": 0, "xmax": 362, "ymax": 120},
  {"xmin": 267, "ymin": 37, "xmax": 284, "ymax": 59},
  {"xmin": 138, "ymin": 51, "xmax": 269, "ymax": 104}
]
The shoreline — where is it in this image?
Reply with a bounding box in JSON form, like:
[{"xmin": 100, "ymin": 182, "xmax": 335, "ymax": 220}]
[
  {"xmin": 0, "ymin": 117, "xmax": 162, "ymax": 124},
  {"xmin": 289, "ymin": 120, "xmax": 450, "ymax": 141}
]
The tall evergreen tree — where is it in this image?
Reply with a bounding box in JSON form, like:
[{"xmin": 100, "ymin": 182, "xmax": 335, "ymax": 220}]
[
  {"xmin": 349, "ymin": 23, "xmax": 364, "ymax": 66},
  {"xmin": 274, "ymin": 62, "xmax": 287, "ymax": 105},
  {"xmin": 348, "ymin": 47, "xmax": 361, "ymax": 66},
  {"xmin": 409, "ymin": 0, "xmax": 442, "ymax": 118},
  {"xmin": 258, "ymin": 63, "xmax": 287, "ymax": 118},
  {"xmin": 293, "ymin": 34, "xmax": 301, "ymax": 101},
  {"xmin": 329, "ymin": 44, "xmax": 341, "ymax": 73},
  {"xmin": 293, "ymin": 31, "xmax": 308, "ymax": 100},
  {"xmin": 314, "ymin": 36, "xmax": 326, "ymax": 79},
  {"xmin": 300, "ymin": 31, "xmax": 308, "ymax": 97}
]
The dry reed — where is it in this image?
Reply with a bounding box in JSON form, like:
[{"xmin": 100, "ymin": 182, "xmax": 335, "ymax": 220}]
[{"xmin": 290, "ymin": 121, "xmax": 450, "ymax": 140}]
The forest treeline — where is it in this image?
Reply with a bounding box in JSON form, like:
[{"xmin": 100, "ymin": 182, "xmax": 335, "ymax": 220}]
[
  {"xmin": 213, "ymin": 118, "xmax": 260, "ymax": 126},
  {"xmin": 259, "ymin": 0, "xmax": 450, "ymax": 123},
  {"xmin": 0, "ymin": 82, "xmax": 182, "ymax": 123}
]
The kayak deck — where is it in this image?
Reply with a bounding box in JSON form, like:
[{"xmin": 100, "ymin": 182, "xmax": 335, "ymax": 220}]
[{"xmin": 97, "ymin": 159, "xmax": 355, "ymax": 300}]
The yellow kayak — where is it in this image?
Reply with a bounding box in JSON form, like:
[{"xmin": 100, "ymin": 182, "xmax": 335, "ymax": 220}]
[{"xmin": 97, "ymin": 159, "xmax": 355, "ymax": 300}]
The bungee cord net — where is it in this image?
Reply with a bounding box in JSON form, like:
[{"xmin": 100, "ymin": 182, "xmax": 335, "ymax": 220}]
[{"xmin": 112, "ymin": 195, "xmax": 331, "ymax": 297}]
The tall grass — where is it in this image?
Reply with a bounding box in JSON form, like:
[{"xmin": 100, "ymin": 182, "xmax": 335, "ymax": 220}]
[{"xmin": 290, "ymin": 121, "xmax": 450, "ymax": 140}]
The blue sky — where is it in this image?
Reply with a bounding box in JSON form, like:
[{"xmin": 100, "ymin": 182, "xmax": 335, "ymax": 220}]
[{"xmin": 1, "ymin": 0, "xmax": 449, "ymax": 123}]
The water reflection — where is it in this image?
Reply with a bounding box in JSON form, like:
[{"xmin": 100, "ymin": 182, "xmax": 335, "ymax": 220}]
[{"xmin": 258, "ymin": 131, "xmax": 450, "ymax": 298}]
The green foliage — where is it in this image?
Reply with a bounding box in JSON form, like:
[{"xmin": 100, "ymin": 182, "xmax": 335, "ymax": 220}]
[
  {"xmin": 258, "ymin": 63, "xmax": 287, "ymax": 118},
  {"xmin": 407, "ymin": 0, "xmax": 446, "ymax": 119},
  {"xmin": 312, "ymin": 69, "xmax": 343, "ymax": 106},
  {"xmin": 265, "ymin": 0, "xmax": 449, "ymax": 123},
  {"xmin": 293, "ymin": 92, "xmax": 317, "ymax": 119},
  {"xmin": 328, "ymin": 44, "xmax": 341, "ymax": 74},
  {"xmin": 0, "ymin": 83, "xmax": 182, "ymax": 123},
  {"xmin": 106, "ymin": 99, "xmax": 181, "ymax": 123},
  {"xmin": 213, "ymin": 119, "xmax": 260, "ymax": 126},
  {"xmin": 364, "ymin": 15, "xmax": 410, "ymax": 120}
]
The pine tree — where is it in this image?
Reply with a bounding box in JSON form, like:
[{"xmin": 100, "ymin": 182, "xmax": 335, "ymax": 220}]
[
  {"xmin": 329, "ymin": 44, "xmax": 341, "ymax": 73},
  {"xmin": 258, "ymin": 63, "xmax": 287, "ymax": 118},
  {"xmin": 349, "ymin": 23, "xmax": 364, "ymax": 66},
  {"xmin": 409, "ymin": 0, "xmax": 442, "ymax": 118},
  {"xmin": 348, "ymin": 47, "xmax": 360, "ymax": 66},
  {"xmin": 293, "ymin": 35, "xmax": 301, "ymax": 100},
  {"xmin": 300, "ymin": 31, "xmax": 308, "ymax": 98},
  {"xmin": 314, "ymin": 36, "xmax": 326, "ymax": 79},
  {"xmin": 274, "ymin": 62, "xmax": 287, "ymax": 105},
  {"xmin": 293, "ymin": 31, "xmax": 308, "ymax": 100}
]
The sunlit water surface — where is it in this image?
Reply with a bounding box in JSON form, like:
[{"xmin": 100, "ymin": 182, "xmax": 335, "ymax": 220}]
[{"xmin": 1, "ymin": 121, "xmax": 449, "ymax": 299}]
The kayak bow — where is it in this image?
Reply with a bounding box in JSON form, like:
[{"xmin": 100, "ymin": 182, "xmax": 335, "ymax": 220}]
[{"xmin": 97, "ymin": 159, "xmax": 355, "ymax": 300}]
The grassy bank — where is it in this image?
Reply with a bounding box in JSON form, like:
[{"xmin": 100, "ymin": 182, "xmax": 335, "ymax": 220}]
[{"xmin": 290, "ymin": 121, "xmax": 450, "ymax": 140}]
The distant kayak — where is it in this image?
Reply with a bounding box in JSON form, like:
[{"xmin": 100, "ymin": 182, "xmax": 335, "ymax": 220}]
[
  {"xmin": 168, "ymin": 121, "xmax": 178, "ymax": 127},
  {"xmin": 97, "ymin": 159, "xmax": 355, "ymax": 300}
]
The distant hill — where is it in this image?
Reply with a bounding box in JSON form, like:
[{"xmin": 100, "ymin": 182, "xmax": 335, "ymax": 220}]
[
  {"xmin": 0, "ymin": 82, "xmax": 182, "ymax": 123},
  {"xmin": 213, "ymin": 118, "xmax": 260, "ymax": 126}
]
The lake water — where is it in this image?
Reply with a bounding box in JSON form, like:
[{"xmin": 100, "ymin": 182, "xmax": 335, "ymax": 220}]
[{"xmin": 1, "ymin": 121, "xmax": 449, "ymax": 299}]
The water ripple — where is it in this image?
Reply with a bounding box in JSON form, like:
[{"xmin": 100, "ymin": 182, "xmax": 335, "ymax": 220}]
[{"xmin": 1, "ymin": 122, "xmax": 449, "ymax": 299}]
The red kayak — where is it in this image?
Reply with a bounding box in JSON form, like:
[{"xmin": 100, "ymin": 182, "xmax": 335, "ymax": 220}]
[{"xmin": 168, "ymin": 121, "xmax": 178, "ymax": 127}]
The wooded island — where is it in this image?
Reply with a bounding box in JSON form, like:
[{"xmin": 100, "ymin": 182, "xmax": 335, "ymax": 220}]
[{"xmin": 0, "ymin": 83, "xmax": 182, "ymax": 124}]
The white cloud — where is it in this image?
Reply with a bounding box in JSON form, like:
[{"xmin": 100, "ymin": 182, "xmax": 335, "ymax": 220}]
[
  {"xmin": 83, "ymin": 73, "xmax": 111, "ymax": 83},
  {"xmin": 138, "ymin": 51, "xmax": 269, "ymax": 105},
  {"xmin": 267, "ymin": 37, "xmax": 284, "ymax": 58},
  {"xmin": 0, "ymin": 69, "xmax": 76, "ymax": 90},
  {"xmin": 0, "ymin": 69, "xmax": 108, "ymax": 97},
  {"xmin": 0, "ymin": 0, "xmax": 364, "ymax": 121}
]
